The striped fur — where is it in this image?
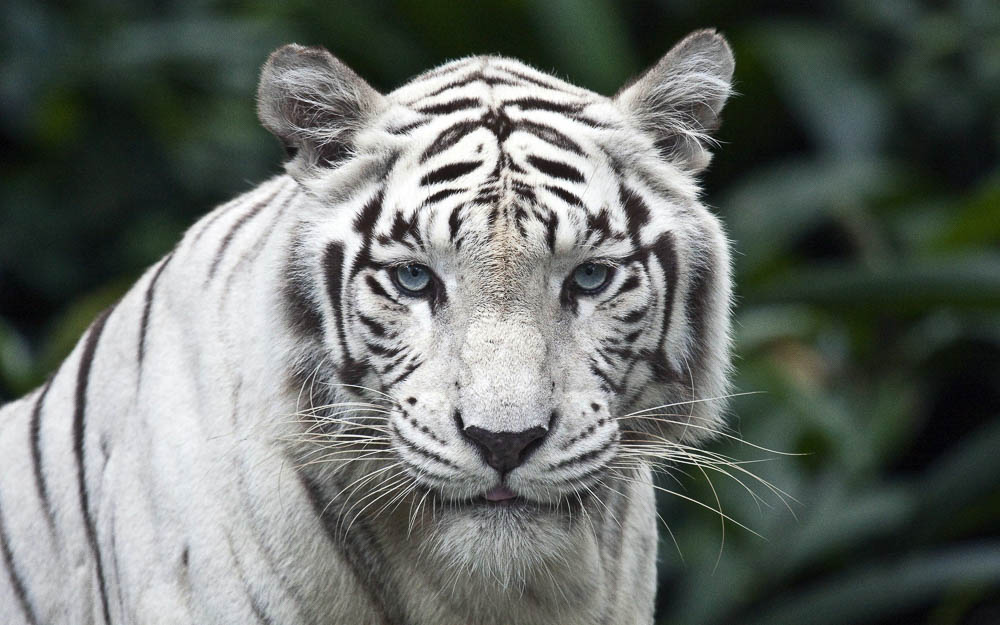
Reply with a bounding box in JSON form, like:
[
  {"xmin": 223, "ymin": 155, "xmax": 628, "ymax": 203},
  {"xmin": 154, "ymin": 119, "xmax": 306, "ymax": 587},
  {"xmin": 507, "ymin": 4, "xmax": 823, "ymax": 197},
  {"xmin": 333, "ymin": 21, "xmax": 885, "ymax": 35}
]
[{"xmin": 0, "ymin": 30, "xmax": 734, "ymax": 624}]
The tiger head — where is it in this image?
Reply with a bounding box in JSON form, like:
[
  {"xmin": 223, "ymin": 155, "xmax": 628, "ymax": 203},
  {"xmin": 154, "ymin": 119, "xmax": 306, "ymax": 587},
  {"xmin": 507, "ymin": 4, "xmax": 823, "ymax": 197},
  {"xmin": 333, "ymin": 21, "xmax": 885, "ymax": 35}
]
[{"xmin": 259, "ymin": 31, "xmax": 734, "ymax": 584}]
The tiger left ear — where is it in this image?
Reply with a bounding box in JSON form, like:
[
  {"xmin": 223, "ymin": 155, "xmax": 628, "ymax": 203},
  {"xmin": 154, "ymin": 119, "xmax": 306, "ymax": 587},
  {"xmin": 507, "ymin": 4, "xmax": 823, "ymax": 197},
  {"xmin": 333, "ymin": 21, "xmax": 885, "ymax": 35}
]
[
  {"xmin": 257, "ymin": 44, "xmax": 387, "ymax": 174},
  {"xmin": 615, "ymin": 29, "xmax": 734, "ymax": 173}
]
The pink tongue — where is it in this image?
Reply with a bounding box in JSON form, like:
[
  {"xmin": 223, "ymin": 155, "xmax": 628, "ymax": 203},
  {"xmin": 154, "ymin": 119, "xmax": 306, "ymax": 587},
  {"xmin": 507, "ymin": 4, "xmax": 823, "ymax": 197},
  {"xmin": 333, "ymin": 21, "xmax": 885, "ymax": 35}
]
[{"xmin": 484, "ymin": 485, "xmax": 517, "ymax": 502}]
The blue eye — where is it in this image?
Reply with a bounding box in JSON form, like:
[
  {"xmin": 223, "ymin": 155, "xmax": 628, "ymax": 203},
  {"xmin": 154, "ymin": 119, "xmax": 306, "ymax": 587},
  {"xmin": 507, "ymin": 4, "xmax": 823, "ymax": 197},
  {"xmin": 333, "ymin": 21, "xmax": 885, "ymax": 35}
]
[
  {"xmin": 572, "ymin": 263, "xmax": 612, "ymax": 293},
  {"xmin": 393, "ymin": 264, "xmax": 432, "ymax": 294}
]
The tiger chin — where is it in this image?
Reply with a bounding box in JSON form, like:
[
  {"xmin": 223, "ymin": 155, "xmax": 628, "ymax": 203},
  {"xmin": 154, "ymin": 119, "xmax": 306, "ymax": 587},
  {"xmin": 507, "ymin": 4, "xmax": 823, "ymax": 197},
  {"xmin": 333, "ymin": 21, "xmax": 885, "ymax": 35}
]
[{"xmin": 0, "ymin": 28, "xmax": 735, "ymax": 625}]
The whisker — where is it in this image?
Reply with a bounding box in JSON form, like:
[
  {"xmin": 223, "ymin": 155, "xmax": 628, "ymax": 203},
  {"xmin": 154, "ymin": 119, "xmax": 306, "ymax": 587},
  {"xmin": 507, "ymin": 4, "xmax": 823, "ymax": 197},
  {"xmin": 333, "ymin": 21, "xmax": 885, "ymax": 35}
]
[
  {"xmin": 616, "ymin": 442, "xmax": 797, "ymax": 511},
  {"xmin": 320, "ymin": 382, "xmax": 402, "ymax": 406},
  {"xmin": 342, "ymin": 473, "xmax": 411, "ymax": 538},
  {"xmin": 619, "ymin": 391, "xmax": 765, "ymax": 418},
  {"xmin": 612, "ymin": 474, "xmax": 765, "ymax": 539},
  {"xmin": 618, "ymin": 416, "xmax": 804, "ymax": 457},
  {"xmin": 619, "ymin": 430, "xmax": 799, "ymax": 499}
]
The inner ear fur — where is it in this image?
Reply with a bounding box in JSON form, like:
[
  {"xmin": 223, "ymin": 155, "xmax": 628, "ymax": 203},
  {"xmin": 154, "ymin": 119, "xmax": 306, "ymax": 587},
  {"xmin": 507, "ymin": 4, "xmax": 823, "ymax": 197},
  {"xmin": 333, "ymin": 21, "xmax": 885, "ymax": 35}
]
[
  {"xmin": 615, "ymin": 29, "xmax": 734, "ymax": 173},
  {"xmin": 257, "ymin": 44, "xmax": 386, "ymax": 172}
]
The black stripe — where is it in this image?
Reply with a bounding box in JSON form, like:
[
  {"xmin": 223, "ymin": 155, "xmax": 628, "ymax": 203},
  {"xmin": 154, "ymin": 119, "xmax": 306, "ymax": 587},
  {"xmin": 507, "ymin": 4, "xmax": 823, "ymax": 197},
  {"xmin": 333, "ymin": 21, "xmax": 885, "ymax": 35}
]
[
  {"xmin": 604, "ymin": 344, "xmax": 635, "ymax": 360},
  {"xmin": 616, "ymin": 307, "xmax": 648, "ymax": 324},
  {"xmin": 29, "ymin": 378, "xmax": 56, "ymax": 531},
  {"xmin": 476, "ymin": 190, "xmax": 500, "ymax": 206},
  {"xmin": 649, "ymin": 233, "xmax": 679, "ymax": 352},
  {"xmin": 388, "ymin": 211, "xmax": 420, "ymax": 246},
  {"xmin": 589, "ymin": 360, "xmax": 621, "ymax": 393},
  {"xmin": 610, "ymin": 274, "xmax": 641, "ymax": 299},
  {"xmin": 364, "ymin": 339, "xmax": 403, "ymax": 359},
  {"xmin": 73, "ymin": 305, "xmax": 115, "ymax": 625},
  {"xmin": 448, "ymin": 204, "xmax": 464, "ymax": 243},
  {"xmin": 544, "ymin": 185, "xmax": 583, "ymax": 207},
  {"xmin": 586, "ymin": 209, "xmax": 613, "ymax": 244},
  {"xmin": 224, "ymin": 190, "xmax": 299, "ymax": 293},
  {"xmin": 226, "ymin": 535, "xmax": 276, "ymax": 625},
  {"xmin": 420, "ymin": 161, "xmax": 481, "ymax": 186},
  {"xmin": 379, "ymin": 351, "xmax": 408, "ymax": 375},
  {"xmin": 419, "ymin": 73, "xmax": 481, "ymax": 99},
  {"xmin": 364, "ymin": 275, "xmax": 396, "ymax": 302},
  {"xmin": 505, "ymin": 96, "xmax": 582, "ymax": 115},
  {"xmin": 417, "ymin": 97, "xmax": 481, "ymax": 115},
  {"xmin": 109, "ymin": 510, "xmax": 127, "ymax": 620},
  {"xmin": 282, "ymin": 239, "xmax": 324, "ymax": 340},
  {"xmin": 334, "ymin": 211, "xmax": 384, "ymax": 387},
  {"xmin": 425, "ymin": 188, "xmax": 463, "ymax": 206},
  {"xmin": 357, "ymin": 314, "xmax": 387, "ymax": 337},
  {"xmin": 189, "ymin": 195, "xmax": 247, "ymax": 246},
  {"xmin": 387, "ymin": 119, "xmax": 431, "ymax": 135},
  {"xmin": 511, "ymin": 181, "xmax": 535, "ymax": 203},
  {"xmin": 353, "ymin": 190, "xmax": 385, "ymax": 235},
  {"xmin": 527, "ymin": 155, "xmax": 584, "ymax": 183},
  {"xmin": 543, "ymin": 211, "xmax": 559, "ymax": 252},
  {"xmin": 0, "ymin": 498, "xmax": 40, "ymax": 625},
  {"xmin": 549, "ymin": 439, "xmax": 614, "ymax": 471},
  {"xmin": 207, "ymin": 186, "xmax": 282, "ymax": 280},
  {"xmin": 395, "ymin": 428, "xmax": 458, "ymax": 468},
  {"xmin": 500, "ymin": 70, "xmax": 572, "ymax": 93},
  {"xmin": 416, "ymin": 71, "xmax": 519, "ymax": 101},
  {"xmin": 481, "ymin": 74, "xmax": 520, "ymax": 88},
  {"xmin": 620, "ymin": 184, "xmax": 650, "ymax": 246},
  {"xmin": 138, "ymin": 251, "xmax": 174, "ymax": 368},
  {"xmin": 686, "ymin": 236, "xmax": 716, "ymax": 366},
  {"xmin": 348, "ymin": 190, "xmax": 387, "ymax": 286},
  {"xmin": 387, "ymin": 360, "xmax": 421, "ymax": 388},
  {"xmin": 298, "ymin": 473, "xmax": 405, "ymax": 625},
  {"xmin": 419, "ymin": 120, "xmax": 480, "ymax": 163},
  {"xmin": 623, "ymin": 328, "xmax": 643, "ymax": 343},
  {"xmin": 514, "ymin": 120, "xmax": 583, "ymax": 154},
  {"xmin": 322, "ymin": 242, "xmax": 350, "ymax": 359}
]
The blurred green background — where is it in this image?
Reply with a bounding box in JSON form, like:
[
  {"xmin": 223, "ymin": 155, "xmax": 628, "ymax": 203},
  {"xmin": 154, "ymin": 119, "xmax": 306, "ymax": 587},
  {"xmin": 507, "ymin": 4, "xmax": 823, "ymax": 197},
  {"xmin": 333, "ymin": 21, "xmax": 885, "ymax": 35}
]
[{"xmin": 2, "ymin": 1, "xmax": 999, "ymax": 623}]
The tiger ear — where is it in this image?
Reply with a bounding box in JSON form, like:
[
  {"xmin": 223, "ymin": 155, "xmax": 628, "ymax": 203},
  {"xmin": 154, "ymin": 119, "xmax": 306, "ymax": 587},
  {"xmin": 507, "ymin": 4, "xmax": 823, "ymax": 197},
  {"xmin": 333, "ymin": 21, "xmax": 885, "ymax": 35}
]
[
  {"xmin": 615, "ymin": 29, "xmax": 734, "ymax": 173},
  {"xmin": 257, "ymin": 44, "xmax": 386, "ymax": 172}
]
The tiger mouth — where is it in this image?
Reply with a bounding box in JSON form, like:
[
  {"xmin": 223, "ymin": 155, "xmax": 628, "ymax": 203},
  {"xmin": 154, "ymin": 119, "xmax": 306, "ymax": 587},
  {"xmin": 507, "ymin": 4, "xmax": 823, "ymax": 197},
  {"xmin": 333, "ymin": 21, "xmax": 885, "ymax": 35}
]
[{"xmin": 438, "ymin": 485, "xmax": 589, "ymax": 516}]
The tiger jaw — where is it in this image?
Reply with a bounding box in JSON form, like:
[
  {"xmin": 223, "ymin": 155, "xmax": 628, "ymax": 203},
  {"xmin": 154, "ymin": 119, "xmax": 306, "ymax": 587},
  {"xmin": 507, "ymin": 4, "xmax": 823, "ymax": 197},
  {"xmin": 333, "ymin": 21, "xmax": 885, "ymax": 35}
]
[{"xmin": 414, "ymin": 483, "xmax": 598, "ymax": 586}]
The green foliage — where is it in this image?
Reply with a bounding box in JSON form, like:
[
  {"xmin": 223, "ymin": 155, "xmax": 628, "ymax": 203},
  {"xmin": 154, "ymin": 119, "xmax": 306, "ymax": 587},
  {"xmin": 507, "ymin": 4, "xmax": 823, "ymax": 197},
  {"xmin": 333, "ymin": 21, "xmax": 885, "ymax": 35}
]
[{"xmin": 1, "ymin": 1, "xmax": 998, "ymax": 622}]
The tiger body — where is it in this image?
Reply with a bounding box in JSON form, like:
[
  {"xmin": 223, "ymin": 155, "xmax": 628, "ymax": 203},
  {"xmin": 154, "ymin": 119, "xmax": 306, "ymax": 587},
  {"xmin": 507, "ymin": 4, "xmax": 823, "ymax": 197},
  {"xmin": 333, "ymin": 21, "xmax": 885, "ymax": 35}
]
[{"xmin": 0, "ymin": 30, "xmax": 734, "ymax": 625}]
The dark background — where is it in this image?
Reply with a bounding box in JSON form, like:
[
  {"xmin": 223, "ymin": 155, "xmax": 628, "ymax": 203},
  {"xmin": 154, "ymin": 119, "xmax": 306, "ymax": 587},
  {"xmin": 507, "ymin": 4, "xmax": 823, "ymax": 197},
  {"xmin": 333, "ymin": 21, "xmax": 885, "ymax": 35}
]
[{"xmin": 2, "ymin": 1, "xmax": 999, "ymax": 623}]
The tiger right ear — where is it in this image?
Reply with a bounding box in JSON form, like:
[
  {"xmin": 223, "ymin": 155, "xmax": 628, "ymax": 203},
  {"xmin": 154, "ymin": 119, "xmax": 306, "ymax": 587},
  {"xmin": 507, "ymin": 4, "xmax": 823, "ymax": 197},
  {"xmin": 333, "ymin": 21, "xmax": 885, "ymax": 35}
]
[
  {"xmin": 257, "ymin": 44, "xmax": 386, "ymax": 172},
  {"xmin": 615, "ymin": 29, "xmax": 734, "ymax": 173}
]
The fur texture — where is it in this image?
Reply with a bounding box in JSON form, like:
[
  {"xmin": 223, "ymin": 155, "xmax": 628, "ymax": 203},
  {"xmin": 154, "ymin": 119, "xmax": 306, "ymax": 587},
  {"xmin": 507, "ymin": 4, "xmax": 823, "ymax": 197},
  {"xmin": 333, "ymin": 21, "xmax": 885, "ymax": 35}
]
[{"xmin": 0, "ymin": 29, "xmax": 734, "ymax": 625}]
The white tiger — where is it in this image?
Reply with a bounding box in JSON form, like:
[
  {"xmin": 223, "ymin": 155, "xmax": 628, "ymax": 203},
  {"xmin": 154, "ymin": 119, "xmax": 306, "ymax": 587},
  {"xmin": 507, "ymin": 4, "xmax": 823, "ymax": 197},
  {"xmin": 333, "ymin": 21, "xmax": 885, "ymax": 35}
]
[{"xmin": 0, "ymin": 29, "xmax": 734, "ymax": 625}]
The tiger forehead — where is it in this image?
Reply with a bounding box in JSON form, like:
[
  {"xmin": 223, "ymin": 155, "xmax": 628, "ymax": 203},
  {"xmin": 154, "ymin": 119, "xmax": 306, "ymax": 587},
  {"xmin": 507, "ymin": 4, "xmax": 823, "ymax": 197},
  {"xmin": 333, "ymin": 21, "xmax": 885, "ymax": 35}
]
[
  {"xmin": 373, "ymin": 155, "xmax": 633, "ymax": 261},
  {"xmin": 362, "ymin": 56, "xmax": 644, "ymax": 260}
]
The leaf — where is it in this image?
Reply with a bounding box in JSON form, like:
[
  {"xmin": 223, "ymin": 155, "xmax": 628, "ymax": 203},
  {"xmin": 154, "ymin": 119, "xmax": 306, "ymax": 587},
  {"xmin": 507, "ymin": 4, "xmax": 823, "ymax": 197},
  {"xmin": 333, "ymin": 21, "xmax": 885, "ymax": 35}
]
[
  {"xmin": 745, "ymin": 21, "xmax": 892, "ymax": 157},
  {"xmin": 747, "ymin": 256, "xmax": 1000, "ymax": 311},
  {"xmin": 744, "ymin": 544, "xmax": 1000, "ymax": 625},
  {"xmin": 722, "ymin": 157, "xmax": 904, "ymax": 279}
]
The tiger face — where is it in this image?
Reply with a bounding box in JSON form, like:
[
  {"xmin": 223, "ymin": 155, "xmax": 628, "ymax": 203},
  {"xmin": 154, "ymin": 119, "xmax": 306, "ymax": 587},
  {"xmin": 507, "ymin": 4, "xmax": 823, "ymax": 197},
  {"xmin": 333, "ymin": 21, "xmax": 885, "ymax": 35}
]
[{"xmin": 262, "ymin": 32, "xmax": 734, "ymax": 580}]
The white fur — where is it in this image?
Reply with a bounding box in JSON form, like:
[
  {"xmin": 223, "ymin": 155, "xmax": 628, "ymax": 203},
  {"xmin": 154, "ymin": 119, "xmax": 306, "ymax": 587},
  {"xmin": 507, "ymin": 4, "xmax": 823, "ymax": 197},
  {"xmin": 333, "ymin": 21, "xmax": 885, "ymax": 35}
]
[{"xmin": 0, "ymin": 30, "xmax": 734, "ymax": 625}]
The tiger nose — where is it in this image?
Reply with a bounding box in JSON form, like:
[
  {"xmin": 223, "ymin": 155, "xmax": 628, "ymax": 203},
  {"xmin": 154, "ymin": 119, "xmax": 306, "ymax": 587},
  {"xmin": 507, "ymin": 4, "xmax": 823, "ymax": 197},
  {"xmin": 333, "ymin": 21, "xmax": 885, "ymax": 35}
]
[{"xmin": 461, "ymin": 424, "xmax": 548, "ymax": 475}]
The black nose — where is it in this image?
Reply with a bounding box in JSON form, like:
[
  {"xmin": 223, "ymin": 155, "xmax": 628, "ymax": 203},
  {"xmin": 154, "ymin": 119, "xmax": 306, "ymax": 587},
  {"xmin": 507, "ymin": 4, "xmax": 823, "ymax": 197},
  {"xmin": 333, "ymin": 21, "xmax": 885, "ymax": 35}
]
[{"xmin": 461, "ymin": 425, "xmax": 548, "ymax": 474}]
